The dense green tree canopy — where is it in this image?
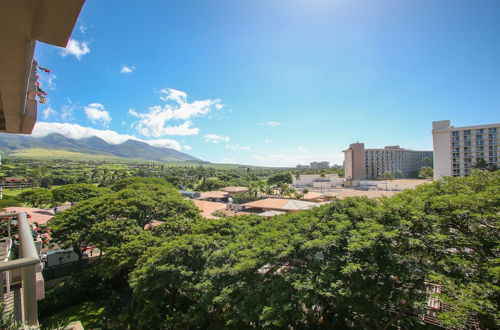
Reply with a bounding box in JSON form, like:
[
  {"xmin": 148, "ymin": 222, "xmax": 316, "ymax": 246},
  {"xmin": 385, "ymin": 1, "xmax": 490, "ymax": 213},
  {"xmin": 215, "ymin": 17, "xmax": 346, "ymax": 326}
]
[
  {"xmin": 18, "ymin": 188, "xmax": 52, "ymax": 208},
  {"xmin": 46, "ymin": 171, "xmax": 499, "ymax": 329},
  {"xmin": 52, "ymin": 183, "xmax": 110, "ymax": 205},
  {"xmin": 267, "ymin": 172, "xmax": 293, "ymax": 185}
]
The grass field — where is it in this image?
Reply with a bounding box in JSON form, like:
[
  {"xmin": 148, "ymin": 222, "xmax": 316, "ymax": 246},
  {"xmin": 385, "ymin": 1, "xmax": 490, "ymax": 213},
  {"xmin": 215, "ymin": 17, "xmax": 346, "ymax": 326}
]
[
  {"xmin": 2, "ymin": 188, "xmax": 35, "ymax": 197},
  {"xmin": 40, "ymin": 301, "xmax": 106, "ymax": 329},
  {"xmin": 9, "ymin": 148, "xmax": 148, "ymax": 162}
]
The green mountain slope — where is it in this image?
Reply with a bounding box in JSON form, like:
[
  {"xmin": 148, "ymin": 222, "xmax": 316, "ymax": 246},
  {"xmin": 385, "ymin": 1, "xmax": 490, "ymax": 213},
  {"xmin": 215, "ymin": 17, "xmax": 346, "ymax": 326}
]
[{"xmin": 0, "ymin": 133, "xmax": 201, "ymax": 163}]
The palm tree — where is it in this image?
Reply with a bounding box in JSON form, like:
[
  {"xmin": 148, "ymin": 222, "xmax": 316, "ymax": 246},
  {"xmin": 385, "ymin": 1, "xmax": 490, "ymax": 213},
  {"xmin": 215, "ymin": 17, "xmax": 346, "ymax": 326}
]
[
  {"xmin": 382, "ymin": 171, "xmax": 394, "ymax": 190},
  {"xmin": 319, "ymin": 172, "xmax": 326, "ymax": 192}
]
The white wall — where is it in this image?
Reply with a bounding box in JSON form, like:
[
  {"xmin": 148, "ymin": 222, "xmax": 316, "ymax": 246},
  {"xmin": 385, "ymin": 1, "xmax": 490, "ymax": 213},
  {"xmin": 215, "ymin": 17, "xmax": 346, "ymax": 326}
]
[
  {"xmin": 432, "ymin": 130, "xmax": 452, "ymax": 180},
  {"xmin": 293, "ymin": 174, "xmax": 344, "ymax": 188}
]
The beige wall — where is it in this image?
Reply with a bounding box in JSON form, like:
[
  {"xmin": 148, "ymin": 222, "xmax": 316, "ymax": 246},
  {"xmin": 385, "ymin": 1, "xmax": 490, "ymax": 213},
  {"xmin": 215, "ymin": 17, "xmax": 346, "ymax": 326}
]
[
  {"xmin": 432, "ymin": 121, "xmax": 452, "ymax": 180},
  {"xmin": 343, "ymin": 143, "xmax": 365, "ymax": 180}
]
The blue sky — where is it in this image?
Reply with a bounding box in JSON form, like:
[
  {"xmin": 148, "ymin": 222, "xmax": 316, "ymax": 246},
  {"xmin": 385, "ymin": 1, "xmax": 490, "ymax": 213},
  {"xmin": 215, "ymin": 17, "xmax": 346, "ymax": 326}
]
[{"xmin": 33, "ymin": 0, "xmax": 500, "ymax": 166}]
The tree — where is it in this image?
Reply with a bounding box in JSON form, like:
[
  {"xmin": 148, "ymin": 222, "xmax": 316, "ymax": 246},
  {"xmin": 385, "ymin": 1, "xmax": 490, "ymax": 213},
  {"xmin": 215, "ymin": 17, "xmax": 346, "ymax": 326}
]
[
  {"xmin": 18, "ymin": 188, "xmax": 52, "ymax": 208},
  {"xmin": 52, "ymin": 183, "xmax": 110, "ymax": 205},
  {"xmin": 0, "ymin": 195, "xmax": 21, "ymax": 210},
  {"xmin": 423, "ymin": 157, "xmax": 432, "ymax": 167},
  {"xmin": 232, "ymin": 192, "xmax": 257, "ymax": 204},
  {"xmin": 394, "ymin": 170, "xmax": 403, "ymax": 179},
  {"xmin": 267, "ymin": 172, "xmax": 292, "ymax": 185},
  {"xmin": 111, "ymin": 176, "xmax": 174, "ymax": 192},
  {"xmin": 29, "ymin": 165, "xmax": 50, "ymax": 187},
  {"xmin": 381, "ymin": 171, "xmax": 394, "ymax": 190},
  {"xmin": 49, "ymin": 178, "xmax": 201, "ymax": 259},
  {"xmin": 195, "ymin": 178, "xmax": 225, "ymax": 191},
  {"xmin": 473, "ymin": 158, "xmax": 488, "ymax": 170},
  {"xmin": 45, "ymin": 169, "xmax": 500, "ymax": 329},
  {"xmin": 49, "ymin": 196, "xmax": 105, "ymax": 260},
  {"xmin": 418, "ymin": 166, "xmax": 433, "ymax": 179}
]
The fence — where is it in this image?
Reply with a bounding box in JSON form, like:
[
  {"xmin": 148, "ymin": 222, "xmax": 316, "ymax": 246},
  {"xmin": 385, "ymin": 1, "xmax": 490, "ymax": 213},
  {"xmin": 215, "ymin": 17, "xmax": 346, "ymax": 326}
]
[{"xmin": 42, "ymin": 258, "xmax": 98, "ymax": 281}]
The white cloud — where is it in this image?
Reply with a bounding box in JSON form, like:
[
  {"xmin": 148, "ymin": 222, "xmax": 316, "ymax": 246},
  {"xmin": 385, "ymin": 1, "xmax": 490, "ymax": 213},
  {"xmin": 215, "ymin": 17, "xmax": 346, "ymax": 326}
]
[
  {"xmin": 60, "ymin": 39, "xmax": 90, "ymax": 60},
  {"xmin": 204, "ymin": 134, "xmax": 231, "ymax": 143},
  {"xmin": 225, "ymin": 144, "xmax": 251, "ymax": 151},
  {"xmin": 297, "ymin": 145, "xmax": 308, "ymax": 152},
  {"xmin": 78, "ymin": 24, "xmax": 87, "ymax": 34},
  {"xmin": 159, "ymin": 88, "xmax": 187, "ymax": 103},
  {"xmin": 264, "ymin": 139, "xmax": 270, "ymax": 143},
  {"xmin": 183, "ymin": 145, "xmax": 192, "ymax": 150},
  {"xmin": 84, "ymin": 103, "xmax": 112, "ymax": 127},
  {"xmin": 39, "ymin": 74, "xmax": 57, "ymax": 91},
  {"xmin": 161, "ymin": 120, "xmax": 199, "ymax": 136},
  {"xmin": 146, "ymin": 139, "xmax": 182, "ymax": 151},
  {"xmin": 129, "ymin": 89, "xmax": 222, "ymax": 137},
  {"xmin": 120, "ymin": 65, "xmax": 135, "ymax": 74},
  {"xmin": 258, "ymin": 121, "xmax": 281, "ymax": 127},
  {"xmin": 42, "ymin": 107, "xmax": 56, "ymax": 120},
  {"xmin": 222, "ymin": 158, "xmax": 236, "ymax": 163},
  {"xmin": 60, "ymin": 101, "xmax": 76, "ymax": 121},
  {"xmin": 31, "ymin": 122, "xmax": 184, "ymax": 151}
]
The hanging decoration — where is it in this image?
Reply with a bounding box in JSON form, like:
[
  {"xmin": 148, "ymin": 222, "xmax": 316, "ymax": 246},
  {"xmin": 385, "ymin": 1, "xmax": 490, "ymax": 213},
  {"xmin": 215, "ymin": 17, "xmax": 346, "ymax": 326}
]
[{"xmin": 32, "ymin": 59, "xmax": 51, "ymax": 103}]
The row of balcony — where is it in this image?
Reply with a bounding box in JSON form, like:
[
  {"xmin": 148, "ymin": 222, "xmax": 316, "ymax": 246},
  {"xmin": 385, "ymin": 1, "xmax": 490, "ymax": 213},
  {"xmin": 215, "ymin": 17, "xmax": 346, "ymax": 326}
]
[{"xmin": 1, "ymin": 212, "xmax": 44, "ymax": 325}]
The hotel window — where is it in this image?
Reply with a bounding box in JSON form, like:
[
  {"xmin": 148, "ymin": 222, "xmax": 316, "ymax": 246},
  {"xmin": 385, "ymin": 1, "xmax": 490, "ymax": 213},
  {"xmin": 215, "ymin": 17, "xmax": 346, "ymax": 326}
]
[
  {"xmin": 488, "ymin": 127, "xmax": 497, "ymax": 133},
  {"xmin": 464, "ymin": 130, "xmax": 471, "ymax": 135},
  {"xmin": 464, "ymin": 141, "xmax": 471, "ymax": 146},
  {"xmin": 476, "ymin": 129, "xmax": 484, "ymax": 134}
]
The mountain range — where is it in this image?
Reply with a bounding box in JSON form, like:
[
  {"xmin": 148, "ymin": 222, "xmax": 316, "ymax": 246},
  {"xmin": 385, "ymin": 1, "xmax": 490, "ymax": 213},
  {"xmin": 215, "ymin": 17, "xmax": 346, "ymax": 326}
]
[{"xmin": 0, "ymin": 133, "xmax": 201, "ymax": 163}]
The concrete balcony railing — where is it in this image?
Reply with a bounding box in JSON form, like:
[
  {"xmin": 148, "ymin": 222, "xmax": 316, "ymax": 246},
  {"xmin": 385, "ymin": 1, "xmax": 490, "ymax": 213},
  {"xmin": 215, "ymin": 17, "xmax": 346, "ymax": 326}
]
[{"xmin": 0, "ymin": 212, "xmax": 45, "ymax": 326}]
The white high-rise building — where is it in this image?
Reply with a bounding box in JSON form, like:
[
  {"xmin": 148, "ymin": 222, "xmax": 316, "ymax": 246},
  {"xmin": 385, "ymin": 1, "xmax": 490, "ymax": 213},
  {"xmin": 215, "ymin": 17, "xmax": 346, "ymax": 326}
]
[{"xmin": 432, "ymin": 120, "xmax": 500, "ymax": 180}]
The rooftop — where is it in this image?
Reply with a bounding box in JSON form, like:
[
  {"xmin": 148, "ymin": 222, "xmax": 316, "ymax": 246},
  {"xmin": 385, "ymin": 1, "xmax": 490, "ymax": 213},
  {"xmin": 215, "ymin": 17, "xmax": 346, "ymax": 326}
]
[
  {"xmin": 242, "ymin": 198, "xmax": 319, "ymax": 212},
  {"xmin": 192, "ymin": 200, "xmax": 226, "ymax": 219},
  {"xmin": 220, "ymin": 186, "xmax": 249, "ymax": 194}
]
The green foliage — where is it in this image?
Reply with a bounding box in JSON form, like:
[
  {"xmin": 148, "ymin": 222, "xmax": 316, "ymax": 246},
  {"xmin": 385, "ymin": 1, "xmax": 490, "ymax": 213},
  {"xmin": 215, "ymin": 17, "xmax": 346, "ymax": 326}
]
[
  {"xmin": 18, "ymin": 188, "xmax": 52, "ymax": 208},
  {"xmin": 111, "ymin": 176, "xmax": 174, "ymax": 192},
  {"xmin": 39, "ymin": 267, "xmax": 107, "ymax": 317},
  {"xmin": 39, "ymin": 168, "xmax": 500, "ymax": 328},
  {"xmin": 267, "ymin": 172, "xmax": 293, "ymax": 185},
  {"xmin": 52, "ymin": 183, "xmax": 110, "ymax": 205},
  {"xmin": 49, "ymin": 177, "xmax": 201, "ymax": 258},
  {"xmin": 381, "ymin": 170, "xmax": 394, "ymax": 181},
  {"xmin": 0, "ymin": 195, "xmax": 21, "ymax": 209},
  {"xmin": 418, "ymin": 166, "xmax": 434, "ymax": 179},
  {"xmin": 41, "ymin": 301, "xmax": 106, "ymax": 330},
  {"xmin": 195, "ymin": 177, "xmax": 225, "ymax": 191},
  {"xmin": 231, "ymin": 191, "xmax": 258, "ymax": 204}
]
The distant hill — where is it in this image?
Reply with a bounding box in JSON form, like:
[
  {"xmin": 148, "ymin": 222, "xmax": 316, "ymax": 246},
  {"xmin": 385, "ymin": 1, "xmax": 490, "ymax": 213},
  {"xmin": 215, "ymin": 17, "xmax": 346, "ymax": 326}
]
[{"xmin": 0, "ymin": 133, "xmax": 201, "ymax": 163}]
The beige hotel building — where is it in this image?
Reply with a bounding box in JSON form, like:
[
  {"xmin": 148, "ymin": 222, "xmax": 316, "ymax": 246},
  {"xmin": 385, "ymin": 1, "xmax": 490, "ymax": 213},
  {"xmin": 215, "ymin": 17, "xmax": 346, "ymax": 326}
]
[
  {"xmin": 343, "ymin": 142, "xmax": 433, "ymax": 180},
  {"xmin": 432, "ymin": 120, "xmax": 500, "ymax": 180}
]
